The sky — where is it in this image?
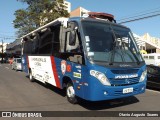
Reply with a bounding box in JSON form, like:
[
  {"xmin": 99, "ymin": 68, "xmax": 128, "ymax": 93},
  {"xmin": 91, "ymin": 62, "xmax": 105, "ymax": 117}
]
[
  {"xmin": 0, "ymin": 0, "xmax": 160, "ymax": 43},
  {"xmin": 0, "ymin": 0, "xmax": 27, "ymax": 43},
  {"xmin": 67, "ymin": 0, "xmax": 160, "ymax": 38}
]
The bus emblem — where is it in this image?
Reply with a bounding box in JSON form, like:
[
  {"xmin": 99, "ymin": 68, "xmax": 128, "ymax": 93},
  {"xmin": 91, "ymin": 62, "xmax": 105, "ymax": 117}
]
[{"xmin": 61, "ymin": 60, "xmax": 67, "ymax": 75}]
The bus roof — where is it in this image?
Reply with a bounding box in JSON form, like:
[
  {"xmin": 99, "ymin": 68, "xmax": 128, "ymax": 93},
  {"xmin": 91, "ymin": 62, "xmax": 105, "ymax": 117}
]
[
  {"xmin": 21, "ymin": 16, "xmax": 129, "ymax": 42},
  {"xmin": 21, "ymin": 17, "xmax": 68, "ymax": 42}
]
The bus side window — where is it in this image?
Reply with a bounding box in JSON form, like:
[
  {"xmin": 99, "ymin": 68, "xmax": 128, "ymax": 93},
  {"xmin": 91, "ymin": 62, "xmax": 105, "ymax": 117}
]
[
  {"xmin": 52, "ymin": 24, "xmax": 61, "ymax": 56},
  {"xmin": 39, "ymin": 29, "xmax": 53, "ymax": 54},
  {"xmin": 60, "ymin": 22, "xmax": 85, "ymax": 65},
  {"xmin": 66, "ymin": 31, "xmax": 81, "ymax": 53},
  {"xmin": 23, "ymin": 40, "xmax": 33, "ymax": 55},
  {"xmin": 32, "ymin": 38, "xmax": 39, "ymax": 54},
  {"xmin": 65, "ymin": 24, "xmax": 84, "ymax": 64},
  {"xmin": 143, "ymin": 55, "xmax": 148, "ymax": 59},
  {"xmin": 149, "ymin": 56, "xmax": 154, "ymax": 59},
  {"xmin": 31, "ymin": 35, "xmax": 39, "ymax": 54}
]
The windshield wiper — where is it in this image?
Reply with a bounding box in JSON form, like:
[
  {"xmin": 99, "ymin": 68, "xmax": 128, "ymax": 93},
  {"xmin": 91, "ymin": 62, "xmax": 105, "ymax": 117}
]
[
  {"xmin": 129, "ymin": 49, "xmax": 140, "ymax": 65},
  {"xmin": 109, "ymin": 27, "xmax": 126, "ymax": 65}
]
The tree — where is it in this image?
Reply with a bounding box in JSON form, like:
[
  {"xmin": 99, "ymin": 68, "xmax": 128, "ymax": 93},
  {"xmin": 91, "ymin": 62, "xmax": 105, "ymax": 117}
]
[{"xmin": 13, "ymin": 0, "xmax": 70, "ymax": 37}]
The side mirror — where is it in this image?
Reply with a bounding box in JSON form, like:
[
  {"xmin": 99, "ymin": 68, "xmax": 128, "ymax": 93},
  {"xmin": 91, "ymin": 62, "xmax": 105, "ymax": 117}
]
[{"xmin": 69, "ymin": 31, "xmax": 76, "ymax": 46}]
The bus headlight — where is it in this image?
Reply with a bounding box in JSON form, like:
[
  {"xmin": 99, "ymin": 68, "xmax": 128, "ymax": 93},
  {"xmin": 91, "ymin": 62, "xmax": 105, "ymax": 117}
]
[
  {"xmin": 139, "ymin": 70, "xmax": 147, "ymax": 82},
  {"xmin": 90, "ymin": 70, "xmax": 111, "ymax": 86}
]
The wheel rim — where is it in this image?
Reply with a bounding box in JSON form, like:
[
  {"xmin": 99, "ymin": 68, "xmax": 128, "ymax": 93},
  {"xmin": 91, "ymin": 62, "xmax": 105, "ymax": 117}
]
[
  {"xmin": 67, "ymin": 86, "xmax": 75, "ymax": 98},
  {"xmin": 29, "ymin": 72, "xmax": 32, "ymax": 80}
]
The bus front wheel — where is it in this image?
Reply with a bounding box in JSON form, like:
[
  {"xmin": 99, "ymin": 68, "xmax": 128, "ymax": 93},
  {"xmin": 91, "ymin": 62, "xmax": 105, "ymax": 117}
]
[{"xmin": 66, "ymin": 82, "xmax": 78, "ymax": 104}]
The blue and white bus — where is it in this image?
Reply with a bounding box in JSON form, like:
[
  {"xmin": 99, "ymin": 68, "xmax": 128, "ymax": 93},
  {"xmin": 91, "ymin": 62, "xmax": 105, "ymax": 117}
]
[{"xmin": 21, "ymin": 12, "xmax": 147, "ymax": 104}]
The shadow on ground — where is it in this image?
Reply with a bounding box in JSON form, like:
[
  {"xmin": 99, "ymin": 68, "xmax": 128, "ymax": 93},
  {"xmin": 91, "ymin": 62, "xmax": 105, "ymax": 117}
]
[
  {"xmin": 77, "ymin": 96, "xmax": 139, "ymax": 110},
  {"xmin": 25, "ymin": 75, "xmax": 66, "ymax": 97},
  {"xmin": 25, "ymin": 75, "xmax": 140, "ymax": 110}
]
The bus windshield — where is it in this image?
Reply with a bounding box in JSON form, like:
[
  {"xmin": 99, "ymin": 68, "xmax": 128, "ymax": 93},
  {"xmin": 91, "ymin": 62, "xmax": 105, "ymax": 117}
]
[{"xmin": 82, "ymin": 21, "xmax": 144, "ymax": 65}]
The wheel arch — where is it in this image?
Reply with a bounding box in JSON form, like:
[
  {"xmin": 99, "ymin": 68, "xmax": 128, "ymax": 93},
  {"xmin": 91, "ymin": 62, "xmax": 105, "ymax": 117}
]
[{"xmin": 62, "ymin": 76, "xmax": 73, "ymax": 89}]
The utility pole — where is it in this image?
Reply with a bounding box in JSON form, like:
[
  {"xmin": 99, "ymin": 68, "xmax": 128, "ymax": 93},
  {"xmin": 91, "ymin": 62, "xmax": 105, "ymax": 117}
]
[{"xmin": 1, "ymin": 39, "xmax": 4, "ymax": 63}]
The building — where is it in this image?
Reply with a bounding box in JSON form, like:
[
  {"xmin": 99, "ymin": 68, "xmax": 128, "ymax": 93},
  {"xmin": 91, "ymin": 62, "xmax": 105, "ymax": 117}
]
[
  {"xmin": 54, "ymin": 0, "xmax": 71, "ymax": 13},
  {"xmin": 70, "ymin": 7, "xmax": 90, "ymax": 17},
  {"xmin": 40, "ymin": 0, "xmax": 71, "ymax": 26},
  {"xmin": 6, "ymin": 39, "xmax": 21, "ymax": 56},
  {"xmin": 134, "ymin": 33, "xmax": 160, "ymax": 54},
  {"xmin": 64, "ymin": 1, "xmax": 71, "ymax": 13},
  {"xmin": 0, "ymin": 42, "xmax": 8, "ymax": 53}
]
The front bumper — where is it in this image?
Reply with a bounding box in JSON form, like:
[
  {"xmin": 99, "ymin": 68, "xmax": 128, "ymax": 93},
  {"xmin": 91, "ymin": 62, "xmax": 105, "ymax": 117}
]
[{"xmin": 83, "ymin": 81, "xmax": 146, "ymax": 101}]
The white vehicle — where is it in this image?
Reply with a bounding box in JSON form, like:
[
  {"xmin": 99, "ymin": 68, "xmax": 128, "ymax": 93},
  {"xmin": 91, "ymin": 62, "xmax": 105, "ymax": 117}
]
[
  {"xmin": 142, "ymin": 53, "xmax": 160, "ymax": 66},
  {"xmin": 12, "ymin": 58, "xmax": 22, "ymax": 71}
]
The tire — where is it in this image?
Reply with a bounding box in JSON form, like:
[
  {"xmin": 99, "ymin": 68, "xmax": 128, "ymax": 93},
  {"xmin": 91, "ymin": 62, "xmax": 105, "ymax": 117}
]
[
  {"xmin": 66, "ymin": 82, "xmax": 78, "ymax": 104},
  {"xmin": 29, "ymin": 70, "xmax": 35, "ymax": 82}
]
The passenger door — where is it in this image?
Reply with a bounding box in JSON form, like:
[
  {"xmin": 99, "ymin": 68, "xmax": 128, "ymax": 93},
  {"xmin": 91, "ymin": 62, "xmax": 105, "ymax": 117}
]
[{"xmin": 63, "ymin": 22, "xmax": 86, "ymax": 98}]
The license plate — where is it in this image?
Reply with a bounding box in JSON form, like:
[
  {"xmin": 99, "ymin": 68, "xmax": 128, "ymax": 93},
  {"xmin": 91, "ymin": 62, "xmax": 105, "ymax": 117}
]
[{"xmin": 123, "ymin": 88, "xmax": 133, "ymax": 94}]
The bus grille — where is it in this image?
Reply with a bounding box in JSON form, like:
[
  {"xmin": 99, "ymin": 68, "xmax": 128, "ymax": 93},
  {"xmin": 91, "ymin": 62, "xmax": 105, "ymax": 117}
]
[
  {"xmin": 111, "ymin": 69, "xmax": 138, "ymax": 74},
  {"xmin": 110, "ymin": 77, "xmax": 139, "ymax": 86}
]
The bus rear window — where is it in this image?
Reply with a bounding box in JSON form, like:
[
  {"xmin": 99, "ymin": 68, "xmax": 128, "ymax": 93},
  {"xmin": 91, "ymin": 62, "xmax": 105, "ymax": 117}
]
[
  {"xmin": 149, "ymin": 56, "xmax": 154, "ymax": 59},
  {"xmin": 143, "ymin": 56, "xmax": 148, "ymax": 59}
]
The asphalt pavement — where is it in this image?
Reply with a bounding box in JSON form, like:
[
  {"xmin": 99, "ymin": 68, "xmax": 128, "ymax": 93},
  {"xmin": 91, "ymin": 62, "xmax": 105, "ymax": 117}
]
[{"xmin": 0, "ymin": 63, "xmax": 160, "ymax": 119}]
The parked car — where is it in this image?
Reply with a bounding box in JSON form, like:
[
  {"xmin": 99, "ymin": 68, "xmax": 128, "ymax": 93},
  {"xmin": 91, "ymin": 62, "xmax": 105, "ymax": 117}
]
[
  {"xmin": 12, "ymin": 58, "xmax": 22, "ymax": 71},
  {"xmin": 147, "ymin": 65, "xmax": 160, "ymax": 89}
]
